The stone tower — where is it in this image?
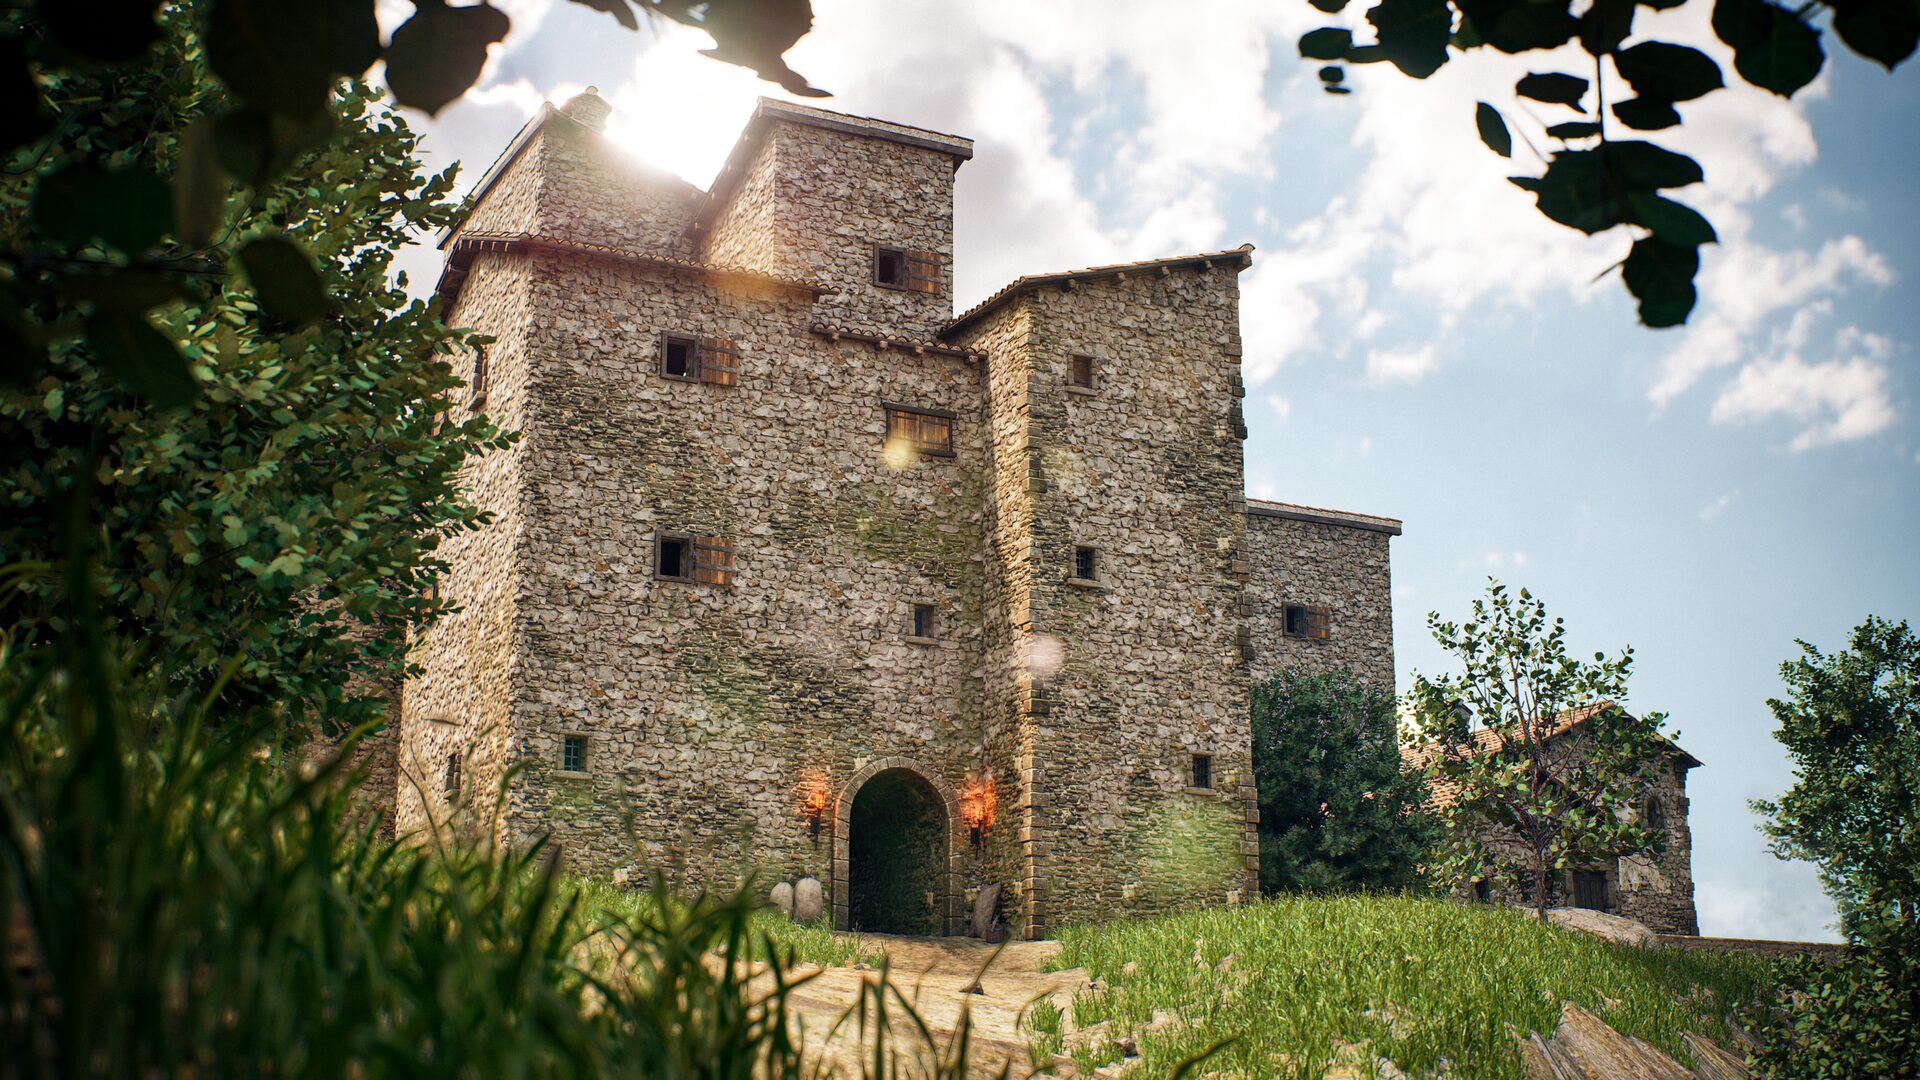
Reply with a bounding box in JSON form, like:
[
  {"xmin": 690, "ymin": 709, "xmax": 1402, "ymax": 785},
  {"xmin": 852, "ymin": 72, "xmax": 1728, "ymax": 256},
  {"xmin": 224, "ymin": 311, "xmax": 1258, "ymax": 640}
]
[{"xmin": 406, "ymin": 93, "xmax": 1399, "ymax": 938}]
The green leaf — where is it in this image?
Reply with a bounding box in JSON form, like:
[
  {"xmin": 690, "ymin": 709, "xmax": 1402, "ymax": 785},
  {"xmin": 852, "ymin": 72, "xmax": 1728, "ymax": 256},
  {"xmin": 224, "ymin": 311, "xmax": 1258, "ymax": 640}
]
[
  {"xmin": 1301, "ymin": 27, "xmax": 1355, "ymax": 60},
  {"xmin": 385, "ymin": 2, "xmax": 514, "ymax": 115},
  {"xmin": 1311, "ymin": 0, "xmax": 1352, "ymax": 11},
  {"xmin": 1604, "ymin": 140, "xmax": 1704, "ymax": 189},
  {"xmin": 1621, "ymin": 236, "xmax": 1700, "ymax": 326},
  {"xmin": 172, "ymin": 118, "xmax": 227, "ymax": 248},
  {"xmin": 1546, "ymin": 121, "xmax": 1603, "ymax": 139},
  {"xmin": 239, "ymin": 235, "xmax": 329, "ymax": 323},
  {"xmin": 1612, "ymin": 97, "xmax": 1682, "ymax": 130},
  {"xmin": 1625, "ymin": 192, "xmax": 1719, "ymax": 245},
  {"xmin": 213, "ymin": 106, "xmax": 337, "ymax": 187},
  {"xmin": 83, "ymin": 310, "xmax": 198, "ymax": 407},
  {"xmin": 35, "ymin": 0, "xmax": 162, "ymax": 62},
  {"xmin": 1615, "ymin": 42, "xmax": 1725, "ymax": 101},
  {"xmin": 1368, "ymin": 0, "xmax": 1455, "ymax": 78},
  {"xmin": 1476, "ymin": 101, "xmax": 1513, "ymax": 157},
  {"xmin": 57, "ymin": 270, "xmax": 194, "ymax": 313},
  {"xmin": 1320, "ymin": 65, "xmax": 1348, "ymax": 84},
  {"xmin": 206, "ymin": 0, "xmax": 382, "ymax": 116},
  {"xmin": 1456, "ymin": 0, "xmax": 1580, "ymax": 52},
  {"xmin": 1831, "ymin": 0, "xmax": 1920, "ymax": 69},
  {"xmin": 1516, "ymin": 71, "xmax": 1590, "ymax": 107},
  {"xmin": 1511, "ymin": 150, "xmax": 1629, "ymax": 234},
  {"xmin": 1579, "ymin": 0, "xmax": 1636, "ymax": 56},
  {"xmin": 30, "ymin": 163, "xmax": 173, "ymax": 254},
  {"xmin": 1714, "ymin": 0, "xmax": 1826, "ymax": 95}
]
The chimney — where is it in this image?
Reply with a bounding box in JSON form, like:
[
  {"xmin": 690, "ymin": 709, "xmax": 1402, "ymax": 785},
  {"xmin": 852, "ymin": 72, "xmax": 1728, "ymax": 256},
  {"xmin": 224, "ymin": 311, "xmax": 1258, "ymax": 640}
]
[{"xmin": 560, "ymin": 86, "xmax": 611, "ymax": 132}]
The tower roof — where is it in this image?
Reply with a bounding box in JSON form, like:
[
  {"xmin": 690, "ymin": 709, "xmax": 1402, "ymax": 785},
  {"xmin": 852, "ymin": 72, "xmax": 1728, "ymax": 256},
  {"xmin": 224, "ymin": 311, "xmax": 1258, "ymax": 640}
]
[{"xmin": 944, "ymin": 246, "xmax": 1256, "ymax": 337}]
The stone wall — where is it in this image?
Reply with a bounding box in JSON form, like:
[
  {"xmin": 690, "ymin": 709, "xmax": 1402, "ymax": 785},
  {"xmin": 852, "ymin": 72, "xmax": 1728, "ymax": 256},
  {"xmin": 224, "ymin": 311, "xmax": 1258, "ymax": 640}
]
[
  {"xmin": 700, "ymin": 104, "xmax": 968, "ymax": 341},
  {"xmin": 1245, "ymin": 506, "xmax": 1397, "ymax": 693},
  {"xmin": 956, "ymin": 266, "xmax": 1260, "ymax": 932},
  {"xmin": 399, "ymin": 245, "xmax": 534, "ymax": 844}
]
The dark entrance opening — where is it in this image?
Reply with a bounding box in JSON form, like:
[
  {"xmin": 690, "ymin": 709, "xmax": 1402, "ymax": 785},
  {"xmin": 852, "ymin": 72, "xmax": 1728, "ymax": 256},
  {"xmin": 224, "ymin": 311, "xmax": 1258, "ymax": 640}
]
[
  {"xmin": 1571, "ymin": 870, "xmax": 1609, "ymax": 911},
  {"xmin": 847, "ymin": 768, "xmax": 946, "ymax": 935}
]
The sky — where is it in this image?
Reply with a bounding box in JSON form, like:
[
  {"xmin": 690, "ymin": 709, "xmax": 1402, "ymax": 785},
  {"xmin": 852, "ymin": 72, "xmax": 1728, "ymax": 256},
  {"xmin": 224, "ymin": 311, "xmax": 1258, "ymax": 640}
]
[{"xmin": 381, "ymin": 0, "xmax": 1920, "ymax": 942}]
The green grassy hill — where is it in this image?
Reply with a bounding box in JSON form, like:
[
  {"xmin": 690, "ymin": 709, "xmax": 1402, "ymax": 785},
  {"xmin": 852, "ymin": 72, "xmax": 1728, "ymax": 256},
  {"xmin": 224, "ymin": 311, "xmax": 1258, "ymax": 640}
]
[{"xmin": 1047, "ymin": 895, "xmax": 1776, "ymax": 1079}]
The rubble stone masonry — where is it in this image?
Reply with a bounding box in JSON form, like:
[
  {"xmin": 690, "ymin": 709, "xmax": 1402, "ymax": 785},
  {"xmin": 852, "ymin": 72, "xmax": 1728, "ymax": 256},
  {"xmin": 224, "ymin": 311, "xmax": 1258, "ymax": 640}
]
[{"xmin": 407, "ymin": 93, "xmax": 1422, "ymax": 937}]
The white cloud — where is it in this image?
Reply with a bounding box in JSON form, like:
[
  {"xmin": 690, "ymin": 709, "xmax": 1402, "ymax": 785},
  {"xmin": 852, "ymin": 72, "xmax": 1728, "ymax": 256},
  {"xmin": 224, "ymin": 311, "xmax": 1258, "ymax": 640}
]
[
  {"xmin": 1264, "ymin": 394, "xmax": 1292, "ymax": 422},
  {"xmin": 1365, "ymin": 344, "xmax": 1435, "ymax": 385},
  {"xmin": 1699, "ymin": 491, "xmax": 1738, "ymax": 520},
  {"xmin": 1710, "ymin": 349, "xmax": 1897, "ymax": 450}
]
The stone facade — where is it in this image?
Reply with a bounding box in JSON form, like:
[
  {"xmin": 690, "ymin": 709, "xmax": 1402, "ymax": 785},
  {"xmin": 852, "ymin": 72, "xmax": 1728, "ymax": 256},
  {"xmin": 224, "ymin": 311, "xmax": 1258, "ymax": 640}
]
[
  {"xmin": 1245, "ymin": 501, "xmax": 1399, "ymax": 691},
  {"xmin": 407, "ymin": 94, "xmax": 1402, "ymax": 937}
]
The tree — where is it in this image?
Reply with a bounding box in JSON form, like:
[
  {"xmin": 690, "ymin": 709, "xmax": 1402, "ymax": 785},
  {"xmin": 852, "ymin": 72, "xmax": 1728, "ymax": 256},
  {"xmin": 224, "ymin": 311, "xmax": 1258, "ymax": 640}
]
[
  {"xmin": 1252, "ymin": 668, "xmax": 1435, "ymax": 893},
  {"xmin": 1753, "ymin": 616, "xmax": 1920, "ymax": 930},
  {"xmin": 1409, "ymin": 580, "xmax": 1672, "ymax": 917},
  {"xmin": 1747, "ymin": 616, "xmax": 1919, "ymax": 1078},
  {"xmin": 1, "ymin": 0, "xmax": 819, "ymax": 405},
  {"xmin": 0, "ymin": 5, "xmax": 510, "ymax": 726},
  {"xmin": 1300, "ymin": 0, "xmax": 1916, "ymax": 327}
]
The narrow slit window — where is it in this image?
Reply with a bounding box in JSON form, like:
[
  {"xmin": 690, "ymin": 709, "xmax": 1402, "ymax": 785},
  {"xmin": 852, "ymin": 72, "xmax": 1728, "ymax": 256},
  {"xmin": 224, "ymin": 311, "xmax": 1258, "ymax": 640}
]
[
  {"xmin": 884, "ymin": 404, "xmax": 954, "ymax": 458},
  {"xmin": 1070, "ymin": 354, "xmax": 1096, "ymax": 389},
  {"xmin": 1189, "ymin": 753, "xmax": 1213, "ymax": 790},
  {"xmin": 656, "ymin": 533, "xmax": 693, "ymax": 582},
  {"xmin": 561, "ymin": 734, "xmax": 588, "ymax": 774},
  {"xmin": 1073, "ymin": 546, "xmax": 1098, "ymax": 582},
  {"xmin": 910, "ymin": 602, "xmax": 936, "ymax": 639},
  {"xmin": 443, "ymin": 753, "xmax": 461, "ymax": 800},
  {"xmin": 469, "ymin": 348, "xmax": 490, "ymax": 409}
]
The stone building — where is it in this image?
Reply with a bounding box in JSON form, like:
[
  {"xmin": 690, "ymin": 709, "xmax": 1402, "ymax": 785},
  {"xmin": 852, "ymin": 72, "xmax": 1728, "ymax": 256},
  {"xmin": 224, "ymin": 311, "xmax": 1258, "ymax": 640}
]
[
  {"xmin": 404, "ymin": 92, "xmax": 1402, "ymax": 939},
  {"xmin": 1407, "ymin": 704, "xmax": 1701, "ymax": 935}
]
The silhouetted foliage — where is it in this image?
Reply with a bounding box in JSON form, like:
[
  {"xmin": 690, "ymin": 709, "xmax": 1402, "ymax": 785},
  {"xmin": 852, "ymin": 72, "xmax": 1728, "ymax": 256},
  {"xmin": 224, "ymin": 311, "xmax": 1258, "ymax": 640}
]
[{"xmin": 1303, "ymin": 0, "xmax": 1916, "ymax": 326}]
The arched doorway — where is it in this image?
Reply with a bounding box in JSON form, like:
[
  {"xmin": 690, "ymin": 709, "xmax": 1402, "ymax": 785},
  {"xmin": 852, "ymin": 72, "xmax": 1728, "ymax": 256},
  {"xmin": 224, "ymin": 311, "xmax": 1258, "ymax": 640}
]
[{"xmin": 846, "ymin": 767, "xmax": 948, "ymax": 935}]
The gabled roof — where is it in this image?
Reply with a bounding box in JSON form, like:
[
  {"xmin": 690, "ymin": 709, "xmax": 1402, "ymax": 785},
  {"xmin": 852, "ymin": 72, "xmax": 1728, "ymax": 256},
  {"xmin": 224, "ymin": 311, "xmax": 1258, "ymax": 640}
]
[
  {"xmin": 1247, "ymin": 498, "xmax": 1402, "ymax": 536},
  {"xmin": 690, "ymin": 98, "xmax": 974, "ymax": 237},
  {"xmin": 943, "ymin": 246, "xmax": 1256, "ymax": 337},
  {"xmin": 435, "ymin": 231, "xmax": 832, "ymax": 309},
  {"xmin": 1404, "ymin": 701, "xmax": 1702, "ymax": 808}
]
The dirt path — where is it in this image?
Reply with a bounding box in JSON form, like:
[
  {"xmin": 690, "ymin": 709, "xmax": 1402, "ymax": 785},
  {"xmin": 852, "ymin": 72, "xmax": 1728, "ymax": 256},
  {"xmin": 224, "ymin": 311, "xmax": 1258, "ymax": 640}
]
[{"xmin": 781, "ymin": 935, "xmax": 1085, "ymax": 1077}]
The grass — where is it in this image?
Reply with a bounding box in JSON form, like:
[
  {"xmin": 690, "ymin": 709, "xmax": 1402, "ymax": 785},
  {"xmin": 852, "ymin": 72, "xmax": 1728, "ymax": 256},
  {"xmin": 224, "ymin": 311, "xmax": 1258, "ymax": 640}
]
[
  {"xmin": 570, "ymin": 875, "xmax": 882, "ymax": 969},
  {"xmin": 1023, "ymin": 996, "xmax": 1066, "ymax": 1069},
  {"xmin": 1052, "ymin": 894, "xmax": 1780, "ymax": 1080}
]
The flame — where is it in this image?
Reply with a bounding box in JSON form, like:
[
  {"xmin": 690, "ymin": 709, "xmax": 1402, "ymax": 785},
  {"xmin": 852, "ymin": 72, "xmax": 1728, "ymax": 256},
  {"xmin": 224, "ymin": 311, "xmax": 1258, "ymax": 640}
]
[
  {"xmin": 800, "ymin": 773, "xmax": 830, "ymax": 816},
  {"xmin": 960, "ymin": 777, "xmax": 997, "ymax": 830}
]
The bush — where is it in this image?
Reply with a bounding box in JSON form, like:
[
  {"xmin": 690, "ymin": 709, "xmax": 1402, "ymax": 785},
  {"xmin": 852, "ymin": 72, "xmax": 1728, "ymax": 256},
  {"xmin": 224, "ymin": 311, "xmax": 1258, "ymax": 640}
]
[{"xmin": 1748, "ymin": 923, "xmax": 1920, "ymax": 1079}]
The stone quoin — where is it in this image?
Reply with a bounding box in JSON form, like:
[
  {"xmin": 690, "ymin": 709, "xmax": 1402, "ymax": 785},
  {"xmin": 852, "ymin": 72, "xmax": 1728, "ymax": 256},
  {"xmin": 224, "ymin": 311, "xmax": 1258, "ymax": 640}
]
[{"xmin": 402, "ymin": 91, "xmax": 1418, "ymax": 939}]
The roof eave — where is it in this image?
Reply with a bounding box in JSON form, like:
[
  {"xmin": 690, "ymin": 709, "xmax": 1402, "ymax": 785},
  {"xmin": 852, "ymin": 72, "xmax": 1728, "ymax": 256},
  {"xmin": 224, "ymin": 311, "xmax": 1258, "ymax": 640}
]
[{"xmin": 943, "ymin": 245, "xmax": 1256, "ymax": 339}]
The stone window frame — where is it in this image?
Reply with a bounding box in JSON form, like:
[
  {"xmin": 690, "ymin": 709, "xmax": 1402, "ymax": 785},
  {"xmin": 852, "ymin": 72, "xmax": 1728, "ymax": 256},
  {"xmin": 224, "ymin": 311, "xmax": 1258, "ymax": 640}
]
[
  {"xmin": 906, "ymin": 600, "xmax": 938, "ymax": 645},
  {"xmin": 558, "ymin": 732, "xmax": 590, "ymax": 778},
  {"xmin": 1068, "ymin": 545, "xmax": 1105, "ymax": 589},
  {"xmin": 872, "ymin": 244, "xmax": 943, "ymax": 293},
  {"xmin": 443, "ymin": 751, "xmax": 462, "ymax": 801},
  {"xmin": 1186, "ymin": 752, "xmax": 1215, "ymax": 793},
  {"xmin": 1067, "ymin": 353, "xmax": 1098, "ymax": 395},
  {"xmin": 655, "ymin": 531, "xmax": 696, "ymax": 583},
  {"xmin": 468, "ymin": 346, "xmax": 490, "ymax": 411},
  {"xmin": 882, "ymin": 402, "xmax": 955, "ymax": 459},
  {"xmin": 1283, "ymin": 603, "xmax": 1333, "ymax": 641}
]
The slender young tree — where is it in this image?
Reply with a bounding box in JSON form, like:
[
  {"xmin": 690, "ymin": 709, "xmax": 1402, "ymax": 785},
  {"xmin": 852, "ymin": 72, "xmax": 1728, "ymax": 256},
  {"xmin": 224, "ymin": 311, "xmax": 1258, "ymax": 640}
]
[{"xmin": 1409, "ymin": 580, "xmax": 1672, "ymax": 918}]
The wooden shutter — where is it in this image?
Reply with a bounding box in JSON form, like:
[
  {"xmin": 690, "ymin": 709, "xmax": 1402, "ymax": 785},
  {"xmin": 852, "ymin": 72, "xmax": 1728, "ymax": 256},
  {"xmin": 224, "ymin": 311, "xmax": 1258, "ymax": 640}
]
[
  {"xmin": 904, "ymin": 249, "xmax": 944, "ymax": 294},
  {"xmin": 1307, "ymin": 605, "xmax": 1333, "ymax": 641},
  {"xmin": 696, "ymin": 337, "xmax": 739, "ymax": 386},
  {"xmin": 692, "ymin": 536, "xmax": 735, "ymax": 586}
]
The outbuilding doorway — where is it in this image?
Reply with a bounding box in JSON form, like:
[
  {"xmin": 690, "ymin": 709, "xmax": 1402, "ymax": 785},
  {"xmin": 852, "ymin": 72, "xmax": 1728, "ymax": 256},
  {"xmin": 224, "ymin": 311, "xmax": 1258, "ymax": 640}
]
[{"xmin": 846, "ymin": 767, "xmax": 947, "ymax": 935}]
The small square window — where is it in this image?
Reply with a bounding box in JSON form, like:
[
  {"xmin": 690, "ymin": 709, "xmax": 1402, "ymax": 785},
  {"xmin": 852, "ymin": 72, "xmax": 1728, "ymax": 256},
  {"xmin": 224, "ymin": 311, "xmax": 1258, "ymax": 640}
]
[
  {"xmin": 1284, "ymin": 604, "xmax": 1332, "ymax": 640},
  {"xmin": 1189, "ymin": 753, "xmax": 1213, "ymax": 790},
  {"xmin": 910, "ymin": 602, "xmax": 936, "ymax": 639},
  {"xmin": 561, "ymin": 733, "xmax": 588, "ymax": 774},
  {"xmin": 1072, "ymin": 546, "xmax": 1098, "ymax": 582},
  {"xmin": 443, "ymin": 752, "xmax": 462, "ymax": 800},
  {"xmin": 1070, "ymin": 355, "xmax": 1096, "ymax": 389},
  {"xmin": 661, "ymin": 333, "xmax": 696, "ymax": 380},
  {"xmin": 873, "ymin": 245, "xmax": 942, "ymax": 293},
  {"xmin": 884, "ymin": 404, "xmax": 954, "ymax": 458},
  {"xmin": 656, "ymin": 533, "xmax": 692, "ymax": 582}
]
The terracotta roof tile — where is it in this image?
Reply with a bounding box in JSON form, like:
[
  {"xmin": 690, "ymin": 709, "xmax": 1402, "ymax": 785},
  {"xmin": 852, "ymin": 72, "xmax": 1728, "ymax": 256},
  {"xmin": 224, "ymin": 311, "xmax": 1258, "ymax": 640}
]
[
  {"xmin": 1246, "ymin": 497, "xmax": 1403, "ymax": 535},
  {"xmin": 1404, "ymin": 702, "xmax": 1699, "ymax": 809}
]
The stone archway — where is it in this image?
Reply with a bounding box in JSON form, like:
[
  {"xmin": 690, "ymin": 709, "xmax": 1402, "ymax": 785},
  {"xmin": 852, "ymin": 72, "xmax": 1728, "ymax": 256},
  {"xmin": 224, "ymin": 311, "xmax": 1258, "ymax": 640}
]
[{"xmin": 833, "ymin": 758, "xmax": 959, "ymax": 935}]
